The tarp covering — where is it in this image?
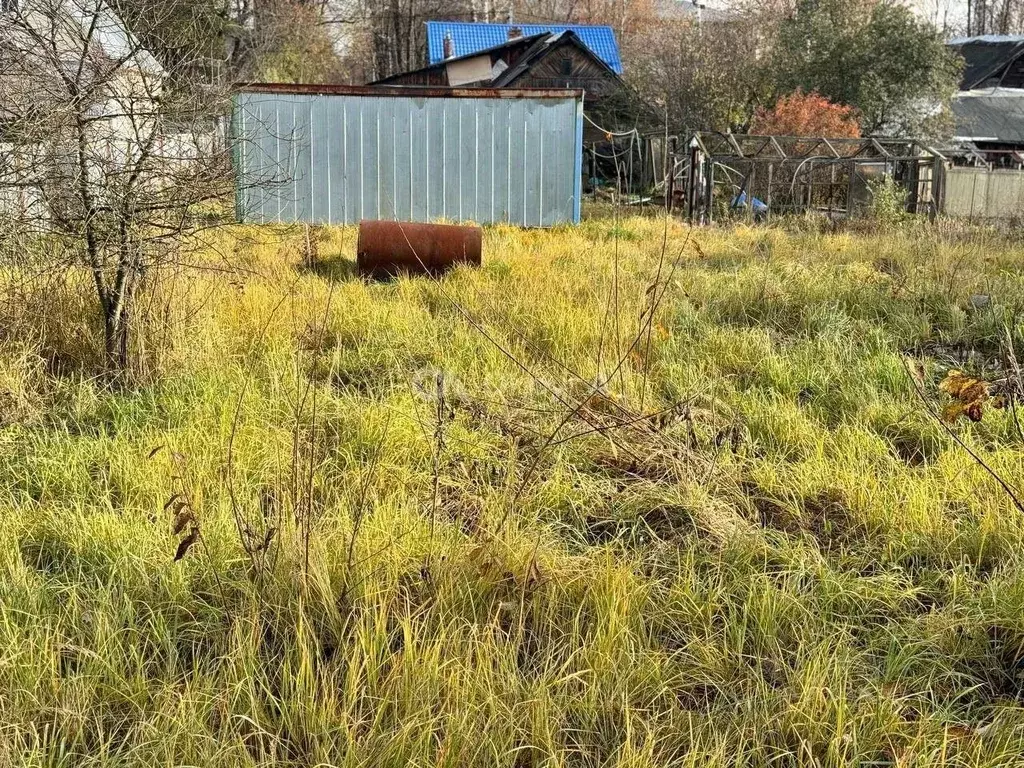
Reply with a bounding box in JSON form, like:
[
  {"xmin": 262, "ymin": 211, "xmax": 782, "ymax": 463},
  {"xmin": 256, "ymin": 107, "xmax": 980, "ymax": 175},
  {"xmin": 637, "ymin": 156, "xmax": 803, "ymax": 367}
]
[
  {"xmin": 949, "ymin": 36, "xmax": 1024, "ymax": 89},
  {"xmin": 952, "ymin": 88, "xmax": 1024, "ymax": 143}
]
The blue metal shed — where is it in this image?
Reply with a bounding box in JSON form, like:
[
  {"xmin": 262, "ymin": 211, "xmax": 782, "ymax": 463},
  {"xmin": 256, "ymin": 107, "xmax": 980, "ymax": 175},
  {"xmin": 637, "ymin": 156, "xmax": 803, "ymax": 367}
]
[
  {"xmin": 232, "ymin": 85, "xmax": 584, "ymax": 227},
  {"xmin": 426, "ymin": 22, "xmax": 623, "ymax": 74}
]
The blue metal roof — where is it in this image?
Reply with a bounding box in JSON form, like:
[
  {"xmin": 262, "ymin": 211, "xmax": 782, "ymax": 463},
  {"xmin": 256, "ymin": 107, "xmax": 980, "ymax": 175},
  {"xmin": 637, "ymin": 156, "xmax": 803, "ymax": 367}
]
[{"xmin": 426, "ymin": 22, "xmax": 623, "ymax": 74}]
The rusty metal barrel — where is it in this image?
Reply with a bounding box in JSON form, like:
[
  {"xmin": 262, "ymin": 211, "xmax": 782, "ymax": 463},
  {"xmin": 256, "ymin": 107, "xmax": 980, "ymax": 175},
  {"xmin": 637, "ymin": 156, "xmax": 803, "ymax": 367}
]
[{"xmin": 356, "ymin": 220, "xmax": 482, "ymax": 278}]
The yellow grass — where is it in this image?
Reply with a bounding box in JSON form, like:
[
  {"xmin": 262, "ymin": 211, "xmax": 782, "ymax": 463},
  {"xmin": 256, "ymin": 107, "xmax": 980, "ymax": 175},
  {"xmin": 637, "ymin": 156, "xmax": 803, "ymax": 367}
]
[{"xmin": 2, "ymin": 215, "xmax": 1024, "ymax": 765}]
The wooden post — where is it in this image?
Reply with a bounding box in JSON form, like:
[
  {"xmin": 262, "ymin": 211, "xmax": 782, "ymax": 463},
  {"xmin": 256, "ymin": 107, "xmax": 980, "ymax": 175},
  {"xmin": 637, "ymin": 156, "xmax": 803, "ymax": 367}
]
[
  {"xmin": 704, "ymin": 158, "xmax": 715, "ymax": 225},
  {"xmin": 829, "ymin": 163, "xmax": 836, "ymax": 219},
  {"xmin": 687, "ymin": 140, "xmax": 701, "ymax": 223},
  {"xmin": 805, "ymin": 161, "xmax": 814, "ymax": 213},
  {"xmin": 666, "ymin": 136, "xmax": 678, "ymax": 214},
  {"xmin": 932, "ymin": 156, "xmax": 945, "ymax": 219},
  {"xmin": 640, "ymin": 138, "xmax": 649, "ymax": 200},
  {"xmin": 766, "ymin": 163, "xmax": 773, "ymax": 221},
  {"xmin": 591, "ymin": 144, "xmax": 597, "ymax": 200},
  {"xmin": 747, "ymin": 164, "xmax": 756, "ymax": 223},
  {"xmin": 847, "ymin": 162, "xmax": 857, "ymax": 218}
]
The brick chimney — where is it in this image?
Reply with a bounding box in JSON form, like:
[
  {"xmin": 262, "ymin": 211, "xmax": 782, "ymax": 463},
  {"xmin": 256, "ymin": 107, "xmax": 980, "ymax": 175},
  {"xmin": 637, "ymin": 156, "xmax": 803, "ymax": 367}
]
[{"xmin": 443, "ymin": 31, "xmax": 455, "ymax": 59}]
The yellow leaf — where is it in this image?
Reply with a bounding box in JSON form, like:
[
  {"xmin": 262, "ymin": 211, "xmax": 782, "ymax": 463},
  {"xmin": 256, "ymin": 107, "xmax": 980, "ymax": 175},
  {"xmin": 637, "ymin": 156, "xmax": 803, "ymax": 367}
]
[
  {"xmin": 939, "ymin": 371, "xmax": 987, "ymax": 402},
  {"xmin": 938, "ymin": 370, "xmax": 991, "ymax": 422},
  {"xmin": 941, "ymin": 401, "xmax": 967, "ymax": 424}
]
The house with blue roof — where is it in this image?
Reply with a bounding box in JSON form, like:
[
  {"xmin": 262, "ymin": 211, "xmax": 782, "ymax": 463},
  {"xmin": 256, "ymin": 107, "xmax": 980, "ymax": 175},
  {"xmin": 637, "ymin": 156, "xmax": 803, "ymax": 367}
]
[
  {"xmin": 425, "ymin": 22, "xmax": 623, "ymax": 74},
  {"xmin": 372, "ymin": 26, "xmax": 649, "ymax": 142}
]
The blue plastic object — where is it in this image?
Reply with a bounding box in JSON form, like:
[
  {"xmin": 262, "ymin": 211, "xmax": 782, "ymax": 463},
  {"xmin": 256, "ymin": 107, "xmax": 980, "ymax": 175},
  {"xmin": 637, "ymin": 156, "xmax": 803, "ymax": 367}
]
[{"xmin": 732, "ymin": 192, "xmax": 768, "ymax": 214}]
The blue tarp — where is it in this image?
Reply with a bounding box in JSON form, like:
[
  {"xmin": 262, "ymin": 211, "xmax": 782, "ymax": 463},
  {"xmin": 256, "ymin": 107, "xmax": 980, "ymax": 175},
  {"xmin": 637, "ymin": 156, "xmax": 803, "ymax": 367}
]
[{"xmin": 732, "ymin": 192, "xmax": 768, "ymax": 214}]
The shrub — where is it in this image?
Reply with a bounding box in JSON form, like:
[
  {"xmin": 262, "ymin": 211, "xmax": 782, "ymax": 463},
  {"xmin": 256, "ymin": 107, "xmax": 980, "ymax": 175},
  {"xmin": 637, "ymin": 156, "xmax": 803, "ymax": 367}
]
[
  {"xmin": 751, "ymin": 90, "xmax": 861, "ymax": 138},
  {"xmin": 867, "ymin": 175, "xmax": 910, "ymax": 226}
]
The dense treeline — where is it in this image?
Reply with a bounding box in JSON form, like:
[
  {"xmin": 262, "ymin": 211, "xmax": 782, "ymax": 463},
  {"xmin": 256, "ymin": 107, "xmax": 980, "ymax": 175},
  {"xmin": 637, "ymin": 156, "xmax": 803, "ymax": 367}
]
[{"xmin": 110, "ymin": 0, "xmax": 964, "ymax": 139}]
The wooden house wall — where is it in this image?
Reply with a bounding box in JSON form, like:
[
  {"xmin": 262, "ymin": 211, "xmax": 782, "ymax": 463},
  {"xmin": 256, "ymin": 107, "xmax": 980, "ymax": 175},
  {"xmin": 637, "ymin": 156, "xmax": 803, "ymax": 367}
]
[
  {"xmin": 379, "ymin": 67, "xmax": 449, "ymax": 86},
  {"xmin": 506, "ymin": 41, "xmax": 634, "ymax": 140},
  {"xmin": 511, "ymin": 43, "xmax": 622, "ymax": 102}
]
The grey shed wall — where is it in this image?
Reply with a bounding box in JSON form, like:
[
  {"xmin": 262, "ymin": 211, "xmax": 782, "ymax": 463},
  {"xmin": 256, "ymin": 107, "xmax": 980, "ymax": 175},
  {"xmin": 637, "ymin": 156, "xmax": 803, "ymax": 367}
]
[{"xmin": 233, "ymin": 86, "xmax": 584, "ymax": 227}]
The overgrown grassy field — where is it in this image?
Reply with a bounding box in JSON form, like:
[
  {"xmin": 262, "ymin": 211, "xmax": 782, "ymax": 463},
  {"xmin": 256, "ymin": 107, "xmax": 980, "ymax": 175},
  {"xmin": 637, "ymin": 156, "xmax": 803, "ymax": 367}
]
[{"xmin": 3, "ymin": 216, "xmax": 1024, "ymax": 766}]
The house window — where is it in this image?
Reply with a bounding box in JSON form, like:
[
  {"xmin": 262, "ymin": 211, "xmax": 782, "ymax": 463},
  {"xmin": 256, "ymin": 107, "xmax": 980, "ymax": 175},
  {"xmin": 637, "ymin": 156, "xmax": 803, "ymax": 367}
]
[{"xmin": 559, "ymin": 57, "xmax": 572, "ymax": 76}]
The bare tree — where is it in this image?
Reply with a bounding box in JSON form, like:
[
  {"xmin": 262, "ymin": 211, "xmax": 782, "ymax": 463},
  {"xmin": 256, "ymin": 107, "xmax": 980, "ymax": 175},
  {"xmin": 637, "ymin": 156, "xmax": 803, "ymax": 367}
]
[
  {"xmin": 0, "ymin": 0, "xmax": 234, "ymax": 377},
  {"xmin": 625, "ymin": 7, "xmax": 771, "ymax": 136},
  {"xmin": 109, "ymin": 0, "xmax": 347, "ymax": 83},
  {"xmin": 352, "ymin": 0, "xmax": 473, "ymax": 80},
  {"xmin": 969, "ymin": 0, "xmax": 1024, "ymax": 34}
]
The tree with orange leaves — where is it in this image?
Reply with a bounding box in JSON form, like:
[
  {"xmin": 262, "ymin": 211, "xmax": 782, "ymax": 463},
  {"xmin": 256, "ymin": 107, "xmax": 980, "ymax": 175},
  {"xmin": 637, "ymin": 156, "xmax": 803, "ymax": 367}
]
[{"xmin": 750, "ymin": 90, "xmax": 861, "ymax": 138}]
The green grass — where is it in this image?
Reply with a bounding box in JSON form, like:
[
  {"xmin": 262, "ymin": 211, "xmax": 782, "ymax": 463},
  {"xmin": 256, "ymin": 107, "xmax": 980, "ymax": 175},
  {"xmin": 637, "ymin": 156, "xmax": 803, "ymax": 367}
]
[{"xmin": 2, "ymin": 217, "xmax": 1024, "ymax": 765}]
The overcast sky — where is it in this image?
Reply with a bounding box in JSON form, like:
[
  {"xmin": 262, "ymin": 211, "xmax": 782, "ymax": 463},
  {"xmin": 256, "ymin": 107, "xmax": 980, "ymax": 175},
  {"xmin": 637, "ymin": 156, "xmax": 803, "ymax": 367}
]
[
  {"xmin": 706, "ymin": 0, "xmax": 971, "ymax": 33},
  {"xmin": 910, "ymin": 0, "xmax": 967, "ymax": 31}
]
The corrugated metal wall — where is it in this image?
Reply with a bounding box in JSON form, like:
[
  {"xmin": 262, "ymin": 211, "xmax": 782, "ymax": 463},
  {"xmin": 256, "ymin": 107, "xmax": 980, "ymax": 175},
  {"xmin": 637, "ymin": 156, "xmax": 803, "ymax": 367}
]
[
  {"xmin": 233, "ymin": 87, "xmax": 584, "ymax": 227},
  {"xmin": 943, "ymin": 166, "xmax": 1024, "ymax": 219}
]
